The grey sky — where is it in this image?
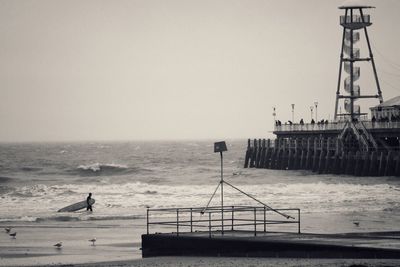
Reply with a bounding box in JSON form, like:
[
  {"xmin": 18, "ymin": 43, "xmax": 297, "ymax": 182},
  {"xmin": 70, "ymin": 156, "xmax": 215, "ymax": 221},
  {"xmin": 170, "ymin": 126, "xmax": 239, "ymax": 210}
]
[{"xmin": 1, "ymin": 0, "xmax": 399, "ymax": 142}]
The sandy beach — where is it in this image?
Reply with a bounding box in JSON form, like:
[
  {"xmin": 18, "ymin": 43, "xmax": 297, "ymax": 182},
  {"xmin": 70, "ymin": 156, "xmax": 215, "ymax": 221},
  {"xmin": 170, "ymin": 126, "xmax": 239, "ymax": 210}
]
[
  {"xmin": 1, "ymin": 210, "xmax": 400, "ymax": 267},
  {"xmin": 0, "ymin": 219, "xmax": 142, "ymax": 266}
]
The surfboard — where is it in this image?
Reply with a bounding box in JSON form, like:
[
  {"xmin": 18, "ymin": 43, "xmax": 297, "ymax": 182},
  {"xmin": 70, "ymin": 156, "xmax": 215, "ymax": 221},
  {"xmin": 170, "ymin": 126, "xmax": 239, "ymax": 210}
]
[{"xmin": 58, "ymin": 199, "xmax": 95, "ymax": 212}]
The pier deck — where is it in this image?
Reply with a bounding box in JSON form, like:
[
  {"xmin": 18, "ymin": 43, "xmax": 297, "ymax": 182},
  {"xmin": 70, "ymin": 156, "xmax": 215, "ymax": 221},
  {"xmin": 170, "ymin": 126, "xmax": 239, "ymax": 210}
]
[{"xmin": 142, "ymin": 230, "xmax": 400, "ymax": 258}]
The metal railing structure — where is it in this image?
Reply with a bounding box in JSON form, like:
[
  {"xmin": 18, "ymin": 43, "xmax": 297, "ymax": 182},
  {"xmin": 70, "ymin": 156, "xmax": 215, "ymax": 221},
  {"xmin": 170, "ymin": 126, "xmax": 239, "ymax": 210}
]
[
  {"xmin": 340, "ymin": 14, "xmax": 370, "ymax": 24},
  {"xmin": 274, "ymin": 121, "xmax": 400, "ymax": 132},
  {"xmin": 146, "ymin": 206, "xmax": 301, "ymax": 237},
  {"xmin": 275, "ymin": 121, "xmax": 347, "ymax": 132},
  {"xmin": 358, "ymin": 121, "xmax": 378, "ymax": 149}
]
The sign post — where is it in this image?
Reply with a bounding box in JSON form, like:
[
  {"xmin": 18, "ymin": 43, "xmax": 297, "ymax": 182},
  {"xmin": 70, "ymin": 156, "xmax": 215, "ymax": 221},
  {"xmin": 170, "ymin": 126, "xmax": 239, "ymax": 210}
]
[{"xmin": 214, "ymin": 141, "xmax": 227, "ymax": 235}]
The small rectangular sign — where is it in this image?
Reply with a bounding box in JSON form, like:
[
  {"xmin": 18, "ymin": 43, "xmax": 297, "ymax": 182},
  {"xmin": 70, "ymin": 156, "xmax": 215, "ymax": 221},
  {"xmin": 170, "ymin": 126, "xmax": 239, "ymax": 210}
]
[{"xmin": 214, "ymin": 141, "xmax": 227, "ymax": 153}]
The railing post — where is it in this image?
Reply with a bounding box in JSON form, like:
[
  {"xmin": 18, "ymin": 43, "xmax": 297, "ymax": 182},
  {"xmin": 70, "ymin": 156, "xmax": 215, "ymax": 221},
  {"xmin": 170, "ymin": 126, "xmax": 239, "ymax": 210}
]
[
  {"xmin": 146, "ymin": 208, "xmax": 149, "ymax": 235},
  {"xmin": 231, "ymin": 206, "xmax": 234, "ymax": 231},
  {"xmin": 254, "ymin": 207, "xmax": 257, "ymax": 236},
  {"xmin": 221, "ymin": 205, "xmax": 224, "ymax": 236},
  {"xmin": 209, "ymin": 212, "xmax": 211, "ymax": 238},
  {"xmin": 176, "ymin": 208, "xmax": 179, "ymax": 236},
  {"xmin": 190, "ymin": 208, "xmax": 193, "ymax": 233},
  {"xmin": 298, "ymin": 209, "xmax": 301, "ymax": 234},
  {"xmin": 263, "ymin": 206, "xmax": 266, "ymax": 233}
]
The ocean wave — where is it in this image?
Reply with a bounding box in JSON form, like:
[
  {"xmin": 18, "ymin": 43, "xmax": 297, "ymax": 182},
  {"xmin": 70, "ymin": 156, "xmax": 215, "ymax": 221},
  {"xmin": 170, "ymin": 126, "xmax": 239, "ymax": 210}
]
[
  {"xmin": 2, "ymin": 181, "xmax": 400, "ymax": 222},
  {"xmin": 70, "ymin": 163, "xmax": 151, "ymax": 176},
  {"xmin": 8, "ymin": 184, "xmax": 48, "ymax": 198},
  {"xmin": 0, "ymin": 176, "xmax": 13, "ymax": 183},
  {"xmin": 0, "ymin": 185, "xmax": 13, "ymax": 194},
  {"xmin": 78, "ymin": 163, "xmax": 128, "ymax": 172},
  {"xmin": 20, "ymin": 166, "xmax": 42, "ymax": 172},
  {"xmin": 144, "ymin": 190, "xmax": 157, "ymax": 195}
]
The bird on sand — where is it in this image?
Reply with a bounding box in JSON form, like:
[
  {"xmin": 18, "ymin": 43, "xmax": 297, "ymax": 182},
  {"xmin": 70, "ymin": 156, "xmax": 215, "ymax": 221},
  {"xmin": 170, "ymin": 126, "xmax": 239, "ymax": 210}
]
[
  {"xmin": 9, "ymin": 232, "xmax": 17, "ymax": 238},
  {"xmin": 353, "ymin": 222, "xmax": 360, "ymax": 227},
  {"xmin": 88, "ymin": 238, "xmax": 96, "ymax": 246},
  {"xmin": 54, "ymin": 242, "xmax": 62, "ymax": 248},
  {"xmin": 5, "ymin": 227, "xmax": 11, "ymax": 233}
]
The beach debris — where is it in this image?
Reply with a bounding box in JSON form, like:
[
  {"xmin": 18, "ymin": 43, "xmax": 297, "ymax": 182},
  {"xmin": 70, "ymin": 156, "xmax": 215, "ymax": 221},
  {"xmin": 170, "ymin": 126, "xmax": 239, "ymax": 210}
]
[
  {"xmin": 53, "ymin": 242, "xmax": 62, "ymax": 249},
  {"xmin": 5, "ymin": 227, "xmax": 11, "ymax": 233},
  {"xmin": 88, "ymin": 238, "xmax": 96, "ymax": 246},
  {"xmin": 9, "ymin": 232, "xmax": 17, "ymax": 238},
  {"xmin": 353, "ymin": 222, "xmax": 360, "ymax": 227}
]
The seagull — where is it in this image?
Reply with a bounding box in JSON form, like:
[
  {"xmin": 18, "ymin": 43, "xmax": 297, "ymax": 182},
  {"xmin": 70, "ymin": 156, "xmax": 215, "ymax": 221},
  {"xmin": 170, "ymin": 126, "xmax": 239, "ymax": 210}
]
[
  {"xmin": 5, "ymin": 227, "xmax": 11, "ymax": 233},
  {"xmin": 9, "ymin": 232, "xmax": 17, "ymax": 238},
  {"xmin": 54, "ymin": 242, "xmax": 62, "ymax": 249},
  {"xmin": 88, "ymin": 238, "xmax": 96, "ymax": 246},
  {"xmin": 353, "ymin": 222, "xmax": 360, "ymax": 227}
]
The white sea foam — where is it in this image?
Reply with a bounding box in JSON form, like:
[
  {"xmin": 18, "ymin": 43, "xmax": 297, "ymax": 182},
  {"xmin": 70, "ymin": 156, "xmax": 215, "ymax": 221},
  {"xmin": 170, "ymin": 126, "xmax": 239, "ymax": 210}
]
[
  {"xmin": 1, "ymin": 181, "xmax": 399, "ymax": 223},
  {"xmin": 77, "ymin": 163, "xmax": 128, "ymax": 172}
]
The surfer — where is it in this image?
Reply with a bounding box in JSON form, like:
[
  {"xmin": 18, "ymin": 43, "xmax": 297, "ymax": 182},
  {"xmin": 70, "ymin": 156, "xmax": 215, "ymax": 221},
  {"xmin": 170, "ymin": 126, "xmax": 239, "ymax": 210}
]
[{"xmin": 86, "ymin": 193, "xmax": 93, "ymax": 212}]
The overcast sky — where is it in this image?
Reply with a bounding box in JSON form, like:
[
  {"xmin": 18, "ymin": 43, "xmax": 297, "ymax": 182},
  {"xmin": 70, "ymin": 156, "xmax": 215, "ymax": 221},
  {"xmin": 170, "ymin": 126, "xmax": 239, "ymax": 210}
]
[{"xmin": 1, "ymin": 0, "xmax": 399, "ymax": 142}]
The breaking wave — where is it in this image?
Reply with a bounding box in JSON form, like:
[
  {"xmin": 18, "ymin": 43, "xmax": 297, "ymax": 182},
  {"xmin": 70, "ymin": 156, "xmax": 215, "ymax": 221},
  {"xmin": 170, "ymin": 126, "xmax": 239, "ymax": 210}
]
[
  {"xmin": 78, "ymin": 163, "xmax": 128, "ymax": 172},
  {"xmin": 70, "ymin": 163, "xmax": 151, "ymax": 176}
]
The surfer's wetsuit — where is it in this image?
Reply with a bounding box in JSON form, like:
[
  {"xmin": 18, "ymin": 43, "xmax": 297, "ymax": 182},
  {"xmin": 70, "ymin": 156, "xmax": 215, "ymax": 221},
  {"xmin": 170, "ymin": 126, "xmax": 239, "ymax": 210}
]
[{"xmin": 86, "ymin": 193, "xmax": 93, "ymax": 211}]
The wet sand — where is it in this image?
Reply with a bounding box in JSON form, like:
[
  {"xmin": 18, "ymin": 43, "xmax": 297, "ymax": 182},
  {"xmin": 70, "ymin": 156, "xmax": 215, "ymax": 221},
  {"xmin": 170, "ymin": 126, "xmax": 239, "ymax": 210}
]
[
  {"xmin": 55, "ymin": 257, "xmax": 400, "ymax": 267},
  {"xmin": 1, "ymin": 211, "xmax": 400, "ymax": 266},
  {"xmin": 0, "ymin": 220, "xmax": 142, "ymax": 266}
]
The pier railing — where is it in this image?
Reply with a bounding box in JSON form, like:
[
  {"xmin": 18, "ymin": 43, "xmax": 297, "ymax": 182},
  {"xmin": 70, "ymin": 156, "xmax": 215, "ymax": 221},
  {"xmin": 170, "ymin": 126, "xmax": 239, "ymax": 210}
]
[
  {"xmin": 275, "ymin": 122, "xmax": 347, "ymax": 132},
  {"xmin": 146, "ymin": 206, "xmax": 300, "ymax": 237},
  {"xmin": 274, "ymin": 121, "xmax": 400, "ymax": 132}
]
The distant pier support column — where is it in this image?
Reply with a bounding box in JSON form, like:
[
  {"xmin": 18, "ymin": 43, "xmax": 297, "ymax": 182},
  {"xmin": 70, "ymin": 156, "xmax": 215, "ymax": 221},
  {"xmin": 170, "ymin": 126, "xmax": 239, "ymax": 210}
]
[
  {"xmin": 345, "ymin": 151, "xmax": 354, "ymax": 175},
  {"xmin": 244, "ymin": 139, "xmax": 251, "ymax": 168},
  {"xmin": 384, "ymin": 151, "xmax": 394, "ymax": 176},
  {"xmin": 354, "ymin": 151, "xmax": 362, "ymax": 176},
  {"xmin": 395, "ymin": 152, "xmax": 400, "ymax": 176},
  {"xmin": 369, "ymin": 151, "xmax": 378, "ymax": 176},
  {"xmin": 361, "ymin": 152, "xmax": 370, "ymax": 176},
  {"xmin": 378, "ymin": 151, "xmax": 386, "ymax": 176}
]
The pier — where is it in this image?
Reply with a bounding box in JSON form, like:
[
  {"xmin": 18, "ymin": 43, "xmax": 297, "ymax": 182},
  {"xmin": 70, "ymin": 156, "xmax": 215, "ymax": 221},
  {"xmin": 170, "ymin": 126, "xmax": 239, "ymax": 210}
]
[
  {"xmin": 244, "ymin": 5, "xmax": 400, "ymax": 177},
  {"xmin": 244, "ymin": 121, "xmax": 400, "ymax": 176}
]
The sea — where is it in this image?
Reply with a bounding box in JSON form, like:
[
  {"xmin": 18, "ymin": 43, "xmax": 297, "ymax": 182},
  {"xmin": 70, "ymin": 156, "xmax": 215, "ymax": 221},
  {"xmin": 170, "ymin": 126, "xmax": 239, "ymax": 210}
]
[{"xmin": 1, "ymin": 139, "xmax": 400, "ymax": 234}]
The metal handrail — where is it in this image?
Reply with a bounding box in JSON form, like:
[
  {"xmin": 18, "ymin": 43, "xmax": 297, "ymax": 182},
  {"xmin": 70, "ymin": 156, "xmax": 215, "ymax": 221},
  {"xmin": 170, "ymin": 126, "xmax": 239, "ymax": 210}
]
[
  {"xmin": 358, "ymin": 121, "xmax": 378, "ymax": 149},
  {"xmin": 274, "ymin": 121, "xmax": 400, "ymax": 132},
  {"xmin": 146, "ymin": 205, "xmax": 301, "ymax": 237}
]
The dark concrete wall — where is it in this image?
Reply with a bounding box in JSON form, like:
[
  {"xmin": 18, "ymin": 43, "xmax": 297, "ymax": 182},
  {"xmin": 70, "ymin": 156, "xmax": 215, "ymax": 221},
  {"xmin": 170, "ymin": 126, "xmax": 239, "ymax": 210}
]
[{"xmin": 142, "ymin": 234, "xmax": 400, "ymax": 259}]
